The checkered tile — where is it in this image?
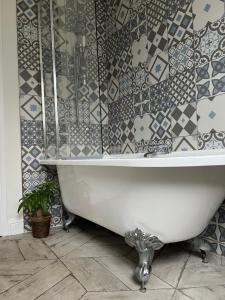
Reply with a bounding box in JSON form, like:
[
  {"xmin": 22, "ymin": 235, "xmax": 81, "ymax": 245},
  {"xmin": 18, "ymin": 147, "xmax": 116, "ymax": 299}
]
[
  {"xmin": 148, "ymin": 21, "xmax": 168, "ymax": 59},
  {"xmin": 150, "ymin": 109, "xmax": 171, "ymax": 141},
  {"xmin": 171, "ymin": 103, "xmax": 197, "ymax": 137}
]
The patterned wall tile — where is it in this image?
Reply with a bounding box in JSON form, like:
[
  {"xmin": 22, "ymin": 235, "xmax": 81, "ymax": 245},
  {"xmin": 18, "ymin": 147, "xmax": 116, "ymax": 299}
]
[
  {"xmin": 120, "ymin": 95, "xmax": 135, "ymax": 120},
  {"xmin": 194, "ymin": 17, "xmax": 225, "ymax": 68},
  {"xmin": 193, "ymin": 0, "xmax": 225, "ymax": 31},
  {"xmin": 121, "ymin": 119, "xmax": 135, "ymax": 154},
  {"xmin": 133, "ymin": 88, "xmax": 150, "ymax": 116},
  {"xmin": 196, "ymin": 56, "xmax": 225, "ymax": 100},
  {"xmin": 169, "ymin": 68, "xmax": 196, "ymax": 106},
  {"xmin": 169, "ymin": 37, "xmax": 194, "ymax": 76},
  {"xmin": 18, "ymin": 41, "xmax": 40, "ymax": 71},
  {"xmin": 147, "ymin": 21, "xmax": 168, "ymax": 60},
  {"xmin": 171, "ymin": 103, "xmax": 198, "ymax": 137},
  {"xmin": 198, "ymin": 131, "xmax": 225, "ymax": 150},
  {"xmin": 167, "ymin": 1, "xmax": 194, "ymax": 47},
  {"xmin": 116, "ymin": 0, "xmax": 131, "ymax": 30},
  {"xmin": 197, "ymin": 95, "xmax": 225, "ymax": 134},
  {"xmin": 109, "ymin": 122, "xmax": 121, "ymax": 145},
  {"xmin": 22, "ymin": 145, "xmax": 44, "ymax": 172},
  {"xmin": 130, "ymin": 8, "xmax": 147, "ymax": 41},
  {"xmin": 20, "ymin": 95, "xmax": 42, "ymax": 121},
  {"xmin": 150, "ymin": 109, "xmax": 171, "ymax": 141},
  {"xmin": 131, "ymin": 34, "xmax": 148, "ymax": 68},
  {"xmin": 146, "ymin": 49, "xmax": 169, "ymax": 86},
  {"xmin": 70, "ymin": 123, "xmax": 90, "ymax": 145},
  {"xmin": 173, "ymin": 135, "xmax": 198, "ymax": 151},
  {"xmin": 146, "ymin": 0, "xmax": 167, "ymax": 32},
  {"xmin": 134, "ymin": 114, "xmax": 152, "ymax": 142},
  {"xmin": 150, "ymin": 80, "xmax": 171, "ymax": 112},
  {"xmin": 19, "ymin": 68, "xmax": 41, "ymax": 96}
]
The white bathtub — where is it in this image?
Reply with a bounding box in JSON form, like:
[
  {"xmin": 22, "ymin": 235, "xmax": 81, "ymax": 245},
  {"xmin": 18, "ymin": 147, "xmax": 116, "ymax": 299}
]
[{"xmin": 40, "ymin": 150, "xmax": 225, "ymax": 243}]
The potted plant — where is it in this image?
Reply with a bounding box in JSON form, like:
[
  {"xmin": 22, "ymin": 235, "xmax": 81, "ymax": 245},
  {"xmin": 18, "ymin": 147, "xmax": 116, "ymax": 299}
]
[{"xmin": 18, "ymin": 181, "xmax": 57, "ymax": 238}]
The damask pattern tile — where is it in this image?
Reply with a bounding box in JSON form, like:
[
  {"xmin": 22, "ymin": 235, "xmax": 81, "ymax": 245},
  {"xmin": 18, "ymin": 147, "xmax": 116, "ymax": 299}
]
[
  {"xmin": 197, "ymin": 95, "xmax": 225, "ymax": 134},
  {"xmin": 173, "ymin": 135, "xmax": 198, "ymax": 151},
  {"xmin": 20, "ymin": 95, "xmax": 42, "ymax": 121},
  {"xmin": 19, "ymin": 69, "xmax": 41, "ymax": 96},
  {"xmin": 167, "ymin": 1, "xmax": 194, "ymax": 47},
  {"xmin": 194, "ymin": 17, "xmax": 225, "ymax": 67},
  {"xmin": 133, "ymin": 65, "xmax": 149, "ymax": 93},
  {"xmin": 169, "ymin": 37, "xmax": 194, "ymax": 76},
  {"xmin": 134, "ymin": 114, "xmax": 152, "ymax": 142},
  {"xmin": 193, "ymin": 0, "xmax": 225, "ymax": 31},
  {"xmin": 171, "ymin": 103, "xmax": 198, "ymax": 137},
  {"xmin": 169, "ymin": 68, "xmax": 196, "ymax": 106},
  {"xmin": 198, "ymin": 131, "xmax": 225, "ymax": 150},
  {"xmin": 196, "ymin": 56, "xmax": 225, "ymax": 100},
  {"xmin": 150, "ymin": 80, "xmax": 171, "ymax": 112},
  {"xmin": 150, "ymin": 109, "xmax": 171, "ymax": 141}
]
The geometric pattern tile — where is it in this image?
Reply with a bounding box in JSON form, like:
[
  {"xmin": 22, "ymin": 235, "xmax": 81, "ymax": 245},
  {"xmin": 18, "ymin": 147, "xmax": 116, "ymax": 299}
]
[
  {"xmin": 119, "ymin": 69, "xmax": 133, "ymax": 96},
  {"xmin": 150, "ymin": 80, "xmax": 171, "ymax": 112},
  {"xmin": 120, "ymin": 95, "xmax": 134, "ymax": 120},
  {"xmin": 150, "ymin": 109, "xmax": 171, "ymax": 141},
  {"xmin": 194, "ymin": 17, "xmax": 225, "ymax": 68},
  {"xmin": 167, "ymin": 1, "xmax": 193, "ymax": 47},
  {"xmin": 198, "ymin": 131, "xmax": 225, "ymax": 150},
  {"xmin": 70, "ymin": 124, "xmax": 90, "ymax": 145},
  {"xmin": 20, "ymin": 95, "xmax": 42, "ymax": 121},
  {"xmin": 197, "ymin": 95, "xmax": 225, "ymax": 134},
  {"xmin": 169, "ymin": 68, "xmax": 196, "ymax": 106},
  {"xmin": 108, "ymin": 101, "xmax": 121, "ymax": 123},
  {"xmin": 173, "ymin": 135, "xmax": 198, "ymax": 152},
  {"xmin": 19, "ymin": 68, "xmax": 41, "ymax": 96},
  {"xmin": 133, "ymin": 88, "xmax": 150, "ymax": 116},
  {"xmin": 23, "ymin": 170, "xmax": 48, "ymax": 194},
  {"xmin": 109, "ymin": 122, "xmax": 121, "ymax": 145},
  {"xmin": 171, "ymin": 103, "xmax": 197, "ymax": 137},
  {"xmin": 132, "ymin": 34, "xmax": 148, "ymax": 68},
  {"xmin": 18, "ymin": 41, "xmax": 40, "ymax": 71},
  {"xmin": 146, "ymin": 49, "xmax": 169, "ymax": 86},
  {"xmin": 21, "ymin": 119, "xmax": 44, "ymax": 148},
  {"xmin": 148, "ymin": 21, "xmax": 168, "ymax": 59},
  {"xmin": 90, "ymin": 100, "xmax": 101, "ymax": 124},
  {"xmin": 116, "ymin": 0, "xmax": 130, "ymax": 30},
  {"xmin": 146, "ymin": 0, "xmax": 167, "ymax": 33},
  {"xmin": 121, "ymin": 119, "xmax": 135, "ymax": 154},
  {"xmin": 169, "ymin": 37, "xmax": 194, "ymax": 76},
  {"xmin": 22, "ymin": 145, "xmax": 44, "ymax": 172}
]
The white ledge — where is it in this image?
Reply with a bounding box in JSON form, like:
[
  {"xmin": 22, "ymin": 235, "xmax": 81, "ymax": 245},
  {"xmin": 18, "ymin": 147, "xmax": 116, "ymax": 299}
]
[{"xmin": 40, "ymin": 150, "xmax": 225, "ymax": 168}]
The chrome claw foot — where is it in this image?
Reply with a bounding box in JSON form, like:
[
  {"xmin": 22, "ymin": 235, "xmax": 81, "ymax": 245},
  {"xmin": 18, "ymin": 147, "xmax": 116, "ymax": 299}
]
[
  {"xmin": 189, "ymin": 235, "xmax": 210, "ymax": 263},
  {"xmin": 125, "ymin": 228, "xmax": 164, "ymax": 292},
  {"xmin": 63, "ymin": 213, "xmax": 76, "ymax": 232}
]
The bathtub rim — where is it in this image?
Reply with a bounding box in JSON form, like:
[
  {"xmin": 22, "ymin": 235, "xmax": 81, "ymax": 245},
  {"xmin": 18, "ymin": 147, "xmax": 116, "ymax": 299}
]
[{"xmin": 40, "ymin": 149, "xmax": 225, "ymax": 168}]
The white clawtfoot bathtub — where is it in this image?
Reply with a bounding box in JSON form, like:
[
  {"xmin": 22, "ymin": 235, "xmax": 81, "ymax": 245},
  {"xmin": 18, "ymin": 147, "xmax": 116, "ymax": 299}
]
[{"xmin": 41, "ymin": 150, "xmax": 225, "ymax": 290}]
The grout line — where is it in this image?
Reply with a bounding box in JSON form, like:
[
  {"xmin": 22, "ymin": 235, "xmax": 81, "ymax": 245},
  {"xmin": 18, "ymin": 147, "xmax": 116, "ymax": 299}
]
[
  {"xmin": 15, "ymin": 240, "xmax": 26, "ymax": 261},
  {"xmin": 175, "ymin": 253, "xmax": 191, "ymax": 290}
]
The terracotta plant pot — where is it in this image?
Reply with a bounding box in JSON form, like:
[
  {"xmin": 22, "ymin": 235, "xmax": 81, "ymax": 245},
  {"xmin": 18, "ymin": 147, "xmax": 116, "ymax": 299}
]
[{"xmin": 31, "ymin": 215, "xmax": 51, "ymax": 238}]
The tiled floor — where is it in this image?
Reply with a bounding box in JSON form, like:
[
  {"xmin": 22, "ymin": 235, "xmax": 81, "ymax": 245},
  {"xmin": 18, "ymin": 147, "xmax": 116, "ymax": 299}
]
[{"xmin": 0, "ymin": 220, "xmax": 225, "ymax": 300}]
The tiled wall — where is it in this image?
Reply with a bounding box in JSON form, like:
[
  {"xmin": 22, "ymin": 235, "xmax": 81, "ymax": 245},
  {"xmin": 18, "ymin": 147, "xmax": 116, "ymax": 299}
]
[{"xmin": 96, "ymin": 0, "xmax": 225, "ymax": 254}]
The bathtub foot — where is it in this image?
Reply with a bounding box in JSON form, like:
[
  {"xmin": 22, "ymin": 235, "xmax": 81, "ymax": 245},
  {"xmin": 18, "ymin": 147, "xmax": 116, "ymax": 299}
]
[
  {"xmin": 63, "ymin": 213, "xmax": 76, "ymax": 232},
  {"xmin": 190, "ymin": 236, "xmax": 210, "ymax": 263},
  {"xmin": 200, "ymin": 249, "xmax": 208, "ymax": 263},
  {"xmin": 125, "ymin": 228, "xmax": 164, "ymax": 292}
]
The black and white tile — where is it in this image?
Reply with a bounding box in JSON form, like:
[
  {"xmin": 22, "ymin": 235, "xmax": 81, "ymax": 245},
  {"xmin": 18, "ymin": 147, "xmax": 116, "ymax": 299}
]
[
  {"xmin": 198, "ymin": 131, "xmax": 225, "ymax": 150},
  {"xmin": 173, "ymin": 135, "xmax": 198, "ymax": 151},
  {"xmin": 121, "ymin": 119, "xmax": 135, "ymax": 154},
  {"xmin": 171, "ymin": 103, "xmax": 198, "ymax": 137},
  {"xmin": 19, "ymin": 68, "xmax": 41, "ymax": 96},
  {"xmin": 150, "ymin": 109, "xmax": 171, "ymax": 141},
  {"xmin": 150, "ymin": 80, "xmax": 171, "ymax": 112}
]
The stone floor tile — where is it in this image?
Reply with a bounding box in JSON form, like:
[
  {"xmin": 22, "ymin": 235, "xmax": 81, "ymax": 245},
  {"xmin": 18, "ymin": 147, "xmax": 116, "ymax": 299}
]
[
  {"xmin": 0, "ymin": 275, "xmax": 28, "ymax": 293},
  {"xmin": 176, "ymin": 286, "xmax": 225, "ymax": 300},
  {"xmin": 0, "ymin": 261, "xmax": 70, "ymax": 300},
  {"xmin": 152, "ymin": 245, "xmax": 190, "ymax": 288},
  {"xmin": 18, "ymin": 239, "xmax": 56, "ymax": 260},
  {"xmin": 178, "ymin": 252, "xmax": 225, "ymax": 288},
  {"xmin": 50, "ymin": 230, "xmax": 95, "ymax": 258},
  {"xmin": 37, "ymin": 275, "xmax": 86, "ymax": 300},
  {"xmin": 97, "ymin": 256, "xmax": 172, "ymax": 290},
  {"xmin": 0, "ymin": 260, "xmax": 54, "ymax": 276},
  {"xmin": 0, "ymin": 240, "xmax": 24, "ymax": 261},
  {"xmin": 43, "ymin": 227, "xmax": 83, "ymax": 248},
  {"xmin": 62, "ymin": 257, "xmax": 129, "ymax": 292},
  {"xmin": 62, "ymin": 241, "xmax": 130, "ymax": 259},
  {"xmin": 87, "ymin": 234, "xmax": 125, "ymax": 246},
  {"xmin": 81, "ymin": 289, "xmax": 175, "ymax": 300}
]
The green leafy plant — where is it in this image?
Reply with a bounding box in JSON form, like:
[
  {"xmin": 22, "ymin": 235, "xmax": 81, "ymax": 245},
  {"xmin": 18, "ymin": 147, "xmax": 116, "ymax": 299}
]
[{"xmin": 18, "ymin": 181, "xmax": 57, "ymax": 217}]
